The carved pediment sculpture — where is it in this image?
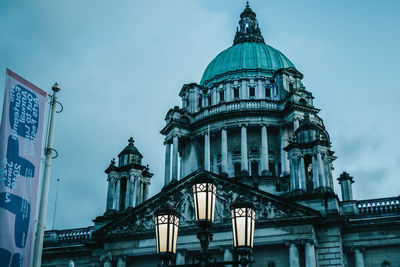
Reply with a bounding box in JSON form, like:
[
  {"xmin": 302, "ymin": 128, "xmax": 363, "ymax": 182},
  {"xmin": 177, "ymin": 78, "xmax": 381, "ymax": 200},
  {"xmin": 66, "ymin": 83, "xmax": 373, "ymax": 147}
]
[{"xmin": 94, "ymin": 170, "xmax": 321, "ymax": 241}]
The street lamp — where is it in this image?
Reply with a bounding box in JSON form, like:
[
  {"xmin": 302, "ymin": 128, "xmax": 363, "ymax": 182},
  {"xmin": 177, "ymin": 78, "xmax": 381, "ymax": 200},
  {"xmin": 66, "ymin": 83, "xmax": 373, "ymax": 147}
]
[
  {"xmin": 192, "ymin": 177, "xmax": 216, "ymax": 227},
  {"xmin": 230, "ymin": 200, "xmax": 255, "ymax": 264},
  {"xmin": 155, "ymin": 208, "xmax": 180, "ymax": 265},
  {"xmin": 155, "ymin": 176, "xmax": 255, "ymax": 266}
]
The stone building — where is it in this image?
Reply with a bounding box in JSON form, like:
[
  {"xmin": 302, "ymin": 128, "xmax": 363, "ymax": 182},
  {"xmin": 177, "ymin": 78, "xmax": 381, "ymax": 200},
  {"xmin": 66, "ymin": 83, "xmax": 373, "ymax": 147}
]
[{"xmin": 42, "ymin": 3, "xmax": 400, "ymax": 267}]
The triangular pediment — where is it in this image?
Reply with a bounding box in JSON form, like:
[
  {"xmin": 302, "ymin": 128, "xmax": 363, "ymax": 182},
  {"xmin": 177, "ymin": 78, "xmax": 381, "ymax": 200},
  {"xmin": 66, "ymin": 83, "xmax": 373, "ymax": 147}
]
[{"xmin": 93, "ymin": 170, "xmax": 321, "ymax": 241}]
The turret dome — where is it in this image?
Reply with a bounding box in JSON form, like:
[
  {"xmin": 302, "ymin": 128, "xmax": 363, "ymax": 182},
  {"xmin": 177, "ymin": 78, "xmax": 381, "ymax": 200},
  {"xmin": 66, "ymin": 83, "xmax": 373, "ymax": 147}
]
[
  {"xmin": 200, "ymin": 3, "xmax": 295, "ymax": 87},
  {"xmin": 118, "ymin": 137, "xmax": 143, "ymax": 166}
]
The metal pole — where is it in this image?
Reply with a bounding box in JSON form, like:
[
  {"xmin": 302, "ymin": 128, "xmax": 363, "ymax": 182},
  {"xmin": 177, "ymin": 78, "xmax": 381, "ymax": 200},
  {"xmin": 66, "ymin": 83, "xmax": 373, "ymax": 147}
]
[
  {"xmin": 32, "ymin": 83, "xmax": 60, "ymax": 267},
  {"xmin": 52, "ymin": 178, "xmax": 60, "ymax": 230}
]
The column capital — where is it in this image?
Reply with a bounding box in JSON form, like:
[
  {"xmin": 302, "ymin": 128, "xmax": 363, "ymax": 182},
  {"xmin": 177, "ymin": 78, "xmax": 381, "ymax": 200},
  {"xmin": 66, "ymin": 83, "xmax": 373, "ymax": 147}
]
[
  {"xmin": 351, "ymin": 246, "xmax": 365, "ymax": 253},
  {"xmin": 163, "ymin": 140, "xmax": 171, "ymax": 145},
  {"xmin": 260, "ymin": 123, "xmax": 269, "ymax": 128},
  {"xmin": 117, "ymin": 255, "xmax": 127, "ymax": 261},
  {"xmin": 99, "ymin": 251, "xmax": 113, "ymax": 263},
  {"xmin": 285, "ymin": 240, "xmax": 301, "ymax": 247},
  {"xmin": 221, "ymin": 125, "xmax": 227, "ymax": 130},
  {"xmin": 240, "ymin": 123, "xmax": 247, "ymax": 128},
  {"xmin": 301, "ymin": 238, "xmax": 317, "ymax": 246}
]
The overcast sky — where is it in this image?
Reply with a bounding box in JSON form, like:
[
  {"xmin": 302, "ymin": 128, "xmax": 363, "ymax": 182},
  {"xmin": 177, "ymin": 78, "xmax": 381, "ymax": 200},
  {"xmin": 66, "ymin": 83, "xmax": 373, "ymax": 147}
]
[{"xmin": 1, "ymin": 0, "xmax": 399, "ymax": 230}]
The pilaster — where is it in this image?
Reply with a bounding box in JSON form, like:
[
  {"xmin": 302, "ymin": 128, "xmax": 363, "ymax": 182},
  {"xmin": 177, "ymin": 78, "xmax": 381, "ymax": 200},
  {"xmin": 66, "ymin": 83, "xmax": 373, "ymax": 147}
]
[{"xmin": 241, "ymin": 124, "xmax": 249, "ymax": 174}]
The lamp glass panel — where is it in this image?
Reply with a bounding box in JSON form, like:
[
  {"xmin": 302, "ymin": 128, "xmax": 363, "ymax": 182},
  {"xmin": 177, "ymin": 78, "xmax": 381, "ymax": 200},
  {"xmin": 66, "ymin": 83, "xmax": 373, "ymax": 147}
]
[
  {"xmin": 172, "ymin": 215, "xmax": 179, "ymax": 253},
  {"xmin": 193, "ymin": 183, "xmax": 216, "ymax": 222},
  {"xmin": 158, "ymin": 221, "xmax": 168, "ymax": 252},
  {"xmin": 237, "ymin": 215, "xmax": 246, "ymax": 246},
  {"xmin": 155, "ymin": 213, "xmax": 179, "ymax": 254},
  {"xmin": 250, "ymin": 209, "xmax": 255, "ymax": 247},
  {"xmin": 232, "ymin": 207, "xmax": 255, "ymax": 248},
  {"xmin": 155, "ymin": 224, "xmax": 159, "ymax": 253},
  {"xmin": 198, "ymin": 190, "xmax": 206, "ymax": 220},
  {"xmin": 231, "ymin": 210, "xmax": 237, "ymax": 246}
]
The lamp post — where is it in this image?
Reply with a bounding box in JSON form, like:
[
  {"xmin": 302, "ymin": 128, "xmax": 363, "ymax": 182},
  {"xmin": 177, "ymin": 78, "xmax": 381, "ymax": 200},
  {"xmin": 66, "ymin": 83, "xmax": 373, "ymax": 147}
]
[
  {"xmin": 155, "ymin": 208, "xmax": 180, "ymax": 267},
  {"xmin": 155, "ymin": 176, "xmax": 255, "ymax": 267}
]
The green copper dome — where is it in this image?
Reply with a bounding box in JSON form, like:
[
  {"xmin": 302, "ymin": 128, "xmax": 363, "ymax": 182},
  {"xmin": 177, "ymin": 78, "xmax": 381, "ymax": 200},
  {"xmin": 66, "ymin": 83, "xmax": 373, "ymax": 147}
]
[
  {"xmin": 200, "ymin": 42, "xmax": 295, "ymax": 87},
  {"xmin": 200, "ymin": 3, "xmax": 296, "ymax": 87}
]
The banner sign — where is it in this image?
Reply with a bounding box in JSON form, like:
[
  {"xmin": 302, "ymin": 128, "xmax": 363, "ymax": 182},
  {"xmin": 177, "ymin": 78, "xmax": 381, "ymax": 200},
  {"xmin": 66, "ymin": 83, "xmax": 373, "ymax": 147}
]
[{"xmin": 0, "ymin": 69, "xmax": 46, "ymax": 267}]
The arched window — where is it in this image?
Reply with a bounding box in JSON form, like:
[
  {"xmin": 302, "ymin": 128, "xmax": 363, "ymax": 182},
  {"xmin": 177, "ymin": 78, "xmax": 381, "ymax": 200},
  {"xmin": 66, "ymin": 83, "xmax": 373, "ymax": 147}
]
[
  {"xmin": 234, "ymin": 162, "xmax": 241, "ymax": 177},
  {"xmin": 381, "ymin": 261, "xmax": 391, "ymax": 267},
  {"xmin": 251, "ymin": 161, "xmax": 259, "ymax": 176},
  {"xmin": 233, "ymin": 88, "xmax": 239, "ymax": 98}
]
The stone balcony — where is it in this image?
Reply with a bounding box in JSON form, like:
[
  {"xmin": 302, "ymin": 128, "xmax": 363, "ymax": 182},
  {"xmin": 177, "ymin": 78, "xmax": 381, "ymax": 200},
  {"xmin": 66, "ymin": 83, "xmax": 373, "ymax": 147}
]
[
  {"xmin": 356, "ymin": 196, "xmax": 400, "ymax": 217},
  {"xmin": 44, "ymin": 226, "xmax": 93, "ymax": 246},
  {"xmin": 194, "ymin": 99, "xmax": 281, "ymax": 121}
]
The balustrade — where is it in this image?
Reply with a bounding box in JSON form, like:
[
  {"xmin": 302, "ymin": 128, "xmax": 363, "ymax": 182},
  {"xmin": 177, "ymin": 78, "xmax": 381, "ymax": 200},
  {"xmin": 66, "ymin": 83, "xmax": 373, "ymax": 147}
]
[{"xmin": 194, "ymin": 99, "xmax": 280, "ymax": 121}]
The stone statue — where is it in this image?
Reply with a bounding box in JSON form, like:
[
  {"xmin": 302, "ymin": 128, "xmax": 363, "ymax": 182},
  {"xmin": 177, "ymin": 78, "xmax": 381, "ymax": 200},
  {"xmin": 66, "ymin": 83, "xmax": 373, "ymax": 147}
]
[
  {"xmin": 142, "ymin": 208, "xmax": 155, "ymax": 229},
  {"xmin": 180, "ymin": 189, "xmax": 194, "ymax": 224},
  {"xmin": 266, "ymin": 202, "xmax": 275, "ymax": 219}
]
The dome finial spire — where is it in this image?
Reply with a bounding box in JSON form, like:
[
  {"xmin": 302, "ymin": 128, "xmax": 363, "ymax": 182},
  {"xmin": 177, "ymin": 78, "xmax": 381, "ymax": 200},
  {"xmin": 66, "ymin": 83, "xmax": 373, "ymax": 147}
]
[
  {"xmin": 128, "ymin": 136, "xmax": 134, "ymax": 145},
  {"xmin": 233, "ymin": 3, "xmax": 265, "ymax": 45}
]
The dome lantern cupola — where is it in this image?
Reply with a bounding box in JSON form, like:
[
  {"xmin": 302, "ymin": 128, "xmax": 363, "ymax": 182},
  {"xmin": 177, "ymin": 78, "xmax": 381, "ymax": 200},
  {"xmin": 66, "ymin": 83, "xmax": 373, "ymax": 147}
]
[
  {"xmin": 234, "ymin": 2, "xmax": 265, "ymax": 45},
  {"xmin": 118, "ymin": 137, "xmax": 143, "ymax": 167}
]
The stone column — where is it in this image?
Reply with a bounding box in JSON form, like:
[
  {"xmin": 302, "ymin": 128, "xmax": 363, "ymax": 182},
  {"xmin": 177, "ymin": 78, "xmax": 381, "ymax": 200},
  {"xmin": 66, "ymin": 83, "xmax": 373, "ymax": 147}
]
[
  {"xmin": 135, "ymin": 178, "xmax": 141, "ymax": 206},
  {"xmin": 129, "ymin": 173, "xmax": 135, "ymax": 207},
  {"xmin": 280, "ymin": 128, "xmax": 290, "ymax": 176},
  {"xmin": 68, "ymin": 260, "xmax": 75, "ymax": 267},
  {"xmin": 289, "ymin": 157, "xmax": 296, "ymax": 191},
  {"xmin": 288, "ymin": 242, "xmax": 300, "ymax": 267},
  {"xmin": 172, "ymin": 136, "xmax": 179, "ymax": 181},
  {"xmin": 312, "ymin": 154, "xmax": 320, "ymax": 189},
  {"xmin": 190, "ymin": 137, "xmax": 198, "ymax": 172},
  {"xmin": 103, "ymin": 260, "xmax": 112, "ymax": 267},
  {"xmin": 299, "ymin": 156, "xmax": 306, "ymax": 190},
  {"xmin": 305, "ymin": 240, "xmax": 316, "ymax": 267},
  {"xmin": 180, "ymin": 154, "xmax": 184, "ymax": 180},
  {"xmin": 221, "ymin": 127, "xmax": 228, "ymax": 176},
  {"xmin": 125, "ymin": 177, "xmax": 131, "ymax": 209},
  {"xmin": 204, "ymin": 132, "xmax": 210, "ymax": 171},
  {"xmin": 292, "ymin": 156, "xmax": 300, "ymax": 189},
  {"xmin": 323, "ymin": 155, "xmax": 331, "ymax": 189},
  {"xmin": 176, "ymin": 250, "xmax": 186, "ymax": 265},
  {"xmin": 106, "ymin": 176, "xmax": 114, "ymax": 210},
  {"xmin": 140, "ymin": 181, "xmax": 144, "ymax": 203},
  {"xmin": 260, "ymin": 125, "xmax": 269, "ymax": 175},
  {"xmin": 241, "ymin": 125, "xmax": 249, "ymax": 174},
  {"xmin": 131, "ymin": 175, "xmax": 137, "ymax": 207},
  {"xmin": 354, "ymin": 248, "xmax": 365, "ymax": 267},
  {"xmin": 115, "ymin": 178, "xmax": 121, "ymax": 210},
  {"xmin": 143, "ymin": 182, "xmax": 149, "ymax": 201},
  {"xmin": 293, "ymin": 117, "xmax": 300, "ymax": 131},
  {"xmin": 317, "ymin": 152, "xmax": 326, "ymax": 187},
  {"xmin": 117, "ymin": 256, "xmax": 126, "ymax": 267},
  {"xmin": 164, "ymin": 141, "xmax": 171, "ymax": 186}
]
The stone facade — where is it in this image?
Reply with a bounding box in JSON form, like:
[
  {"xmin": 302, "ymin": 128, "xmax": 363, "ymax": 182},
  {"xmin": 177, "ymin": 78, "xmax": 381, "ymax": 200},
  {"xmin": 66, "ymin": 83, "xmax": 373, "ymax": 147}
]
[{"xmin": 42, "ymin": 3, "xmax": 400, "ymax": 267}]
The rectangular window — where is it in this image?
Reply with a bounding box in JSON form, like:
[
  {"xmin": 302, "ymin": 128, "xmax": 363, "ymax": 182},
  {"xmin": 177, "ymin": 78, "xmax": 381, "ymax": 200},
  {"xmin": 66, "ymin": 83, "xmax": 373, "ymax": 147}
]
[
  {"xmin": 289, "ymin": 83, "xmax": 294, "ymax": 92},
  {"xmin": 265, "ymin": 87, "xmax": 271, "ymax": 98},
  {"xmin": 233, "ymin": 88, "xmax": 239, "ymax": 98},
  {"xmin": 249, "ymin": 87, "xmax": 255, "ymax": 97},
  {"xmin": 198, "ymin": 97, "xmax": 202, "ymax": 108},
  {"xmin": 219, "ymin": 91, "xmax": 224, "ymax": 102},
  {"xmin": 208, "ymin": 95, "xmax": 212, "ymax": 106}
]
